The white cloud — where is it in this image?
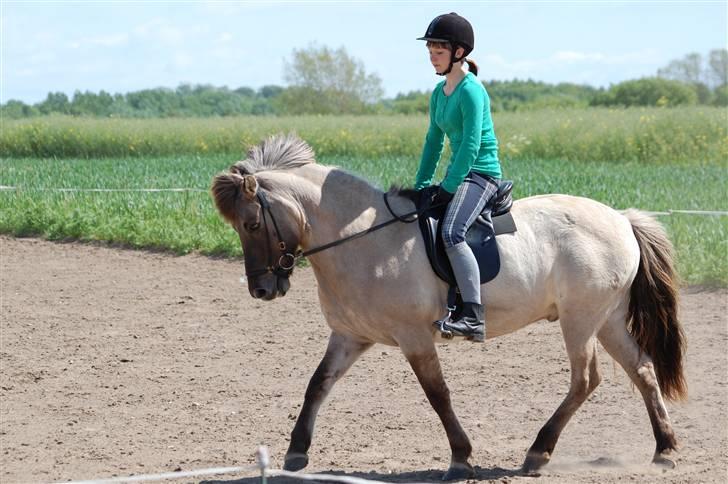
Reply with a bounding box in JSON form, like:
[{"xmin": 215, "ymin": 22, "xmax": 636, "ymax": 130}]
[
  {"xmin": 33, "ymin": 32, "xmax": 56, "ymax": 44},
  {"xmin": 200, "ymin": 2, "xmax": 273, "ymax": 16},
  {"xmin": 27, "ymin": 51, "xmax": 56, "ymax": 64},
  {"xmin": 173, "ymin": 52, "xmax": 194, "ymax": 68},
  {"xmin": 552, "ymin": 49, "xmax": 657, "ymax": 65},
  {"xmin": 484, "ymin": 49, "xmax": 659, "ymax": 72},
  {"xmin": 66, "ymin": 33, "xmax": 129, "ymax": 50},
  {"xmin": 478, "ymin": 48, "xmax": 663, "ymax": 85},
  {"xmin": 553, "ymin": 51, "xmax": 606, "ymax": 63},
  {"xmin": 133, "ymin": 19, "xmax": 163, "ymax": 37},
  {"xmin": 132, "ymin": 19, "xmax": 189, "ymax": 47},
  {"xmin": 217, "ymin": 32, "xmax": 233, "ymax": 43},
  {"xmin": 158, "ymin": 26, "xmax": 185, "ymax": 46},
  {"xmin": 91, "ymin": 33, "xmax": 129, "ymax": 47}
]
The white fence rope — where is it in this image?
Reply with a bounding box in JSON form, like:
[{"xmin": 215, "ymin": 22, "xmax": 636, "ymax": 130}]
[
  {"xmin": 56, "ymin": 446, "xmax": 401, "ymax": 484},
  {"xmin": 1, "ymin": 185, "xmax": 726, "ymax": 216},
  {"xmin": 0, "ymin": 186, "xmax": 206, "ymax": 193},
  {"xmin": 55, "ymin": 465, "xmax": 259, "ymax": 484}
]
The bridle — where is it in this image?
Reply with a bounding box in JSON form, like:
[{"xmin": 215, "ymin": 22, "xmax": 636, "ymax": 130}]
[
  {"xmin": 244, "ymin": 189, "xmax": 438, "ymax": 280},
  {"xmin": 243, "ymin": 190, "xmax": 299, "ymax": 279}
]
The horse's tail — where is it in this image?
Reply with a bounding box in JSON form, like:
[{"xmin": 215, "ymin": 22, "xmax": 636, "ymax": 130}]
[{"xmin": 624, "ymin": 209, "xmax": 687, "ymax": 401}]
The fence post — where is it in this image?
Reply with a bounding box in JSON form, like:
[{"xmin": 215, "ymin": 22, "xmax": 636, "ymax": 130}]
[{"xmin": 256, "ymin": 446, "xmax": 270, "ymax": 484}]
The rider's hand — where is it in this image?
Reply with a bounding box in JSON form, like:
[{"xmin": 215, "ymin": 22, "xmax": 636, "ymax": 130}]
[
  {"xmin": 416, "ymin": 185, "xmax": 438, "ymax": 208},
  {"xmin": 433, "ymin": 186, "xmax": 454, "ymax": 206}
]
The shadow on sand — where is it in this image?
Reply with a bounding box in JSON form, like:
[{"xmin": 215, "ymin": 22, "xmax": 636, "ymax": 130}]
[{"xmin": 201, "ymin": 465, "xmax": 524, "ymax": 483}]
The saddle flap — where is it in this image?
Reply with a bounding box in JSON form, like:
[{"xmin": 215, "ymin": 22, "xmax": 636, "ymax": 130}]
[
  {"xmin": 408, "ymin": 179, "xmax": 517, "ymax": 286},
  {"xmin": 418, "ymin": 207, "xmax": 514, "ymax": 287}
]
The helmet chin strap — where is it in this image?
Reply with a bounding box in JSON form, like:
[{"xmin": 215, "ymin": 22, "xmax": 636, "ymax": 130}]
[{"xmin": 437, "ymin": 48, "xmax": 464, "ymax": 76}]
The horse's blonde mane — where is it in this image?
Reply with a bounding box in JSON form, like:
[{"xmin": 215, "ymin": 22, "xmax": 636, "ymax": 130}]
[{"xmin": 233, "ymin": 133, "xmax": 315, "ymax": 175}]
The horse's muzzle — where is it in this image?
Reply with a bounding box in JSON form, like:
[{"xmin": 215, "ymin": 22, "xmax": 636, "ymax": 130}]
[{"xmin": 249, "ymin": 275, "xmax": 290, "ymax": 300}]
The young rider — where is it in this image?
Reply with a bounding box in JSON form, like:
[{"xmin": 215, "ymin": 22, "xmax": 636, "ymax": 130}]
[{"xmin": 415, "ymin": 12, "xmax": 502, "ymax": 342}]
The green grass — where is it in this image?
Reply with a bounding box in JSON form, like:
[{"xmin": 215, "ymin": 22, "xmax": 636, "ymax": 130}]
[
  {"xmin": 2, "ymin": 107, "xmax": 726, "ymax": 163},
  {"xmin": 1, "ymin": 154, "xmax": 725, "ymax": 285}
]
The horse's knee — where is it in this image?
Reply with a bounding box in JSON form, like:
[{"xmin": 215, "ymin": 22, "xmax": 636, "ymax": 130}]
[
  {"xmin": 304, "ymin": 362, "xmax": 343, "ymax": 401},
  {"xmin": 304, "ymin": 372, "xmax": 331, "ymax": 401},
  {"xmin": 567, "ymin": 374, "xmax": 595, "ymax": 402}
]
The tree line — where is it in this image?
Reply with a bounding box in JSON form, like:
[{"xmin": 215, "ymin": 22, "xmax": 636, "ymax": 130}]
[{"xmin": 2, "ymin": 47, "xmax": 726, "ymax": 119}]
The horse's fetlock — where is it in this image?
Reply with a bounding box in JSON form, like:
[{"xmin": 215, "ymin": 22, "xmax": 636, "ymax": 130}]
[
  {"xmin": 283, "ymin": 452, "xmax": 309, "ymax": 472},
  {"xmin": 289, "ymin": 430, "xmax": 311, "ymax": 452},
  {"xmin": 523, "ymin": 449, "xmax": 552, "ymax": 473},
  {"xmin": 452, "ymin": 441, "xmax": 473, "ymax": 461}
]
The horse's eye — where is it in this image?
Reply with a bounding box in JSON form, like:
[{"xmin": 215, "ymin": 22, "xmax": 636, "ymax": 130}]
[{"xmin": 245, "ymin": 222, "xmax": 260, "ymax": 232}]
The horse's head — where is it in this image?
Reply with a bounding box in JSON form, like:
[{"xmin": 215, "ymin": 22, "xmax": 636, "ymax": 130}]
[{"xmin": 211, "ymin": 165, "xmax": 305, "ymax": 301}]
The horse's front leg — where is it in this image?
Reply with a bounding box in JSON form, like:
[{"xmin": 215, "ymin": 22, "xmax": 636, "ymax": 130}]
[
  {"xmin": 284, "ymin": 331, "xmax": 372, "ymax": 471},
  {"xmin": 401, "ymin": 339, "xmax": 474, "ymax": 481}
]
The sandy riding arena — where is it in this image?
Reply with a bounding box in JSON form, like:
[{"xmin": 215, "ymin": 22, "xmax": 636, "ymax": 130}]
[{"xmin": 1, "ymin": 236, "xmax": 726, "ymax": 483}]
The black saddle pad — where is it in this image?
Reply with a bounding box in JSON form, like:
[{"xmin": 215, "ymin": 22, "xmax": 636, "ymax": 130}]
[{"xmin": 418, "ymin": 188, "xmax": 517, "ymax": 287}]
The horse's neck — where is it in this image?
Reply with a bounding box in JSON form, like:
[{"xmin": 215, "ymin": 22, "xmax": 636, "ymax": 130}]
[{"xmin": 295, "ymin": 164, "xmax": 386, "ymax": 248}]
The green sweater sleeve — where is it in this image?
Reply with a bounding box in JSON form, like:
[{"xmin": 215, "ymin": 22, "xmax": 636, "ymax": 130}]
[
  {"xmin": 414, "ymin": 90, "xmax": 445, "ymax": 189},
  {"xmin": 440, "ymin": 83, "xmax": 484, "ymax": 193}
]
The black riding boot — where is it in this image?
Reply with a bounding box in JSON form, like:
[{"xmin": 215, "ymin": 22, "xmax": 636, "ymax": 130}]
[{"xmin": 441, "ymin": 302, "xmax": 485, "ymax": 342}]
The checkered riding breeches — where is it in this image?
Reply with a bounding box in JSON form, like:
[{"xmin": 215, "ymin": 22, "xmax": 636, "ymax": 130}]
[{"xmin": 441, "ymin": 171, "xmax": 500, "ymax": 248}]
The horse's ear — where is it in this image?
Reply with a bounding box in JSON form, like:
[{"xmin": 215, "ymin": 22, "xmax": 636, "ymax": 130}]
[
  {"xmin": 242, "ymin": 175, "xmax": 258, "ymax": 200},
  {"xmin": 230, "ymin": 163, "xmax": 249, "ymax": 176}
]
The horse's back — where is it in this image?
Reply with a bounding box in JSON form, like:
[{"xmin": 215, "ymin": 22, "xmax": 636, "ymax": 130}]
[
  {"xmin": 513, "ymin": 194, "xmax": 639, "ymax": 287},
  {"xmin": 487, "ymin": 194, "xmax": 640, "ymax": 332}
]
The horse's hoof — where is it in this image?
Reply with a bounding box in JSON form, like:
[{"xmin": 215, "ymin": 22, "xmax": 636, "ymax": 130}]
[
  {"xmin": 442, "ymin": 462, "xmax": 474, "ymax": 481},
  {"xmin": 652, "ymin": 451, "xmax": 677, "ymax": 469},
  {"xmin": 522, "ymin": 451, "xmax": 550, "ymax": 475},
  {"xmin": 283, "ymin": 452, "xmax": 309, "ymax": 471}
]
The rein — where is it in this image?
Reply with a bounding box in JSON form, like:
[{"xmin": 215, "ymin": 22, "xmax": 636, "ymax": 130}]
[
  {"xmin": 245, "ymin": 190, "xmax": 437, "ymax": 279},
  {"xmin": 300, "ymin": 192, "xmax": 424, "ymax": 258}
]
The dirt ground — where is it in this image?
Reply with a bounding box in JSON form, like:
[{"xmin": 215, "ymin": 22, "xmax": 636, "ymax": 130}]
[{"xmin": 1, "ymin": 235, "xmax": 726, "ymax": 484}]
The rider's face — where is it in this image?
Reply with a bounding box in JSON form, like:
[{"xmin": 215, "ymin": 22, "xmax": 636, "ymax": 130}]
[{"xmin": 428, "ymin": 46, "xmax": 450, "ymax": 73}]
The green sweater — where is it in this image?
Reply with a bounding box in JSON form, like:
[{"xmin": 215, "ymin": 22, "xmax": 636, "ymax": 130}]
[{"xmin": 415, "ymin": 72, "xmax": 501, "ymax": 193}]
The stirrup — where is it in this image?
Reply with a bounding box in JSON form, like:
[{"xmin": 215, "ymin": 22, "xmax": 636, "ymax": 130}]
[
  {"xmin": 440, "ymin": 319, "xmax": 485, "ymax": 342},
  {"xmin": 434, "ymin": 308, "xmax": 456, "ymax": 339}
]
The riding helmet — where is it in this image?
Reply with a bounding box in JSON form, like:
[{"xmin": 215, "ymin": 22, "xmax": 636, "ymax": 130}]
[{"xmin": 417, "ymin": 12, "xmax": 475, "ymax": 61}]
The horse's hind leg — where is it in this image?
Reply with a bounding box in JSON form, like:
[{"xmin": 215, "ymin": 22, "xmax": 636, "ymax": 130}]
[
  {"xmin": 284, "ymin": 332, "xmax": 372, "ymax": 471},
  {"xmin": 400, "ymin": 339, "xmax": 474, "ymax": 481},
  {"xmin": 597, "ymin": 314, "xmax": 679, "ymax": 467},
  {"xmin": 523, "ymin": 324, "xmax": 601, "ymax": 473}
]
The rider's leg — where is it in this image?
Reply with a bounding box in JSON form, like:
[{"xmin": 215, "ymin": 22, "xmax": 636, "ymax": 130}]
[{"xmin": 440, "ymin": 173, "xmax": 499, "ymax": 341}]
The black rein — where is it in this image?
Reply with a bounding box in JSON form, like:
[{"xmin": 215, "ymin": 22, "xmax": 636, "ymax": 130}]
[{"xmin": 245, "ymin": 190, "xmax": 435, "ymax": 279}]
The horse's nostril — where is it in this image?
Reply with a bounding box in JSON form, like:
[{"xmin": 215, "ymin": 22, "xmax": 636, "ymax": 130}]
[{"xmin": 253, "ymin": 288, "xmax": 269, "ymax": 299}]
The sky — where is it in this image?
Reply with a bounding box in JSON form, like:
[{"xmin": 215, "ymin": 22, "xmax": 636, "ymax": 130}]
[{"xmin": 2, "ymin": 1, "xmax": 727, "ymax": 104}]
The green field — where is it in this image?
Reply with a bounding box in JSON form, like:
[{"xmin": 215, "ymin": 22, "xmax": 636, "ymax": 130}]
[
  {"xmin": 2, "ymin": 107, "xmax": 726, "ymax": 163},
  {"xmin": 2, "ymin": 107, "xmax": 726, "ymax": 284},
  {"xmin": 2, "ymin": 152, "xmax": 726, "ymax": 286}
]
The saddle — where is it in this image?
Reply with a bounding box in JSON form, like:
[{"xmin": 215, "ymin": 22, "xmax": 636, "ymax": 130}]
[{"xmin": 417, "ymin": 180, "xmax": 517, "ymax": 288}]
